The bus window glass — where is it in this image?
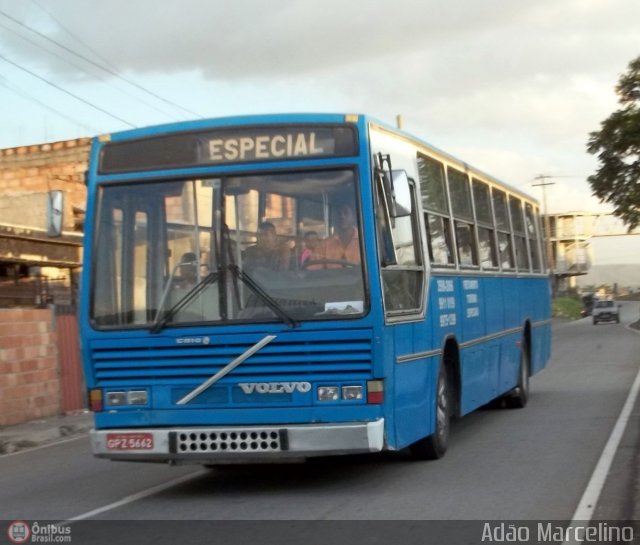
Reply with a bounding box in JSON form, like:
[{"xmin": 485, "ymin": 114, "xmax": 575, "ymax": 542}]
[
  {"xmin": 509, "ymin": 196, "xmax": 529, "ymax": 271},
  {"xmin": 91, "ymin": 170, "xmax": 367, "ymax": 328},
  {"xmin": 425, "ymin": 213, "xmax": 454, "ymax": 265},
  {"xmin": 380, "ymin": 181, "xmax": 424, "ymax": 314},
  {"xmin": 417, "ymin": 154, "xmax": 448, "ymax": 214},
  {"xmin": 478, "ymin": 227, "xmax": 498, "ymax": 268},
  {"xmin": 455, "ymin": 221, "xmax": 477, "ymax": 266},
  {"xmin": 265, "ymin": 193, "xmax": 296, "ymax": 237},
  {"xmin": 472, "ymin": 179, "xmax": 492, "ymax": 225},
  {"xmin": 525, "ymin": 203, "xmax": 542, "ymax": 272},
  {"xmin": 93, "ymin": 206, "xmax": 123, "ymax": 322},
  {"xmin": 132, "ymin": 211, "xmax": 148, "ymax": 323},
  {"xmin": 514, "ymin": 236, "xmax": 529, "ymax": 271},
  {"xmin": 447, "ymin": 168, "xmax": 473, "ymax": 221},
  {"xmin": 493, "ymin": 190, "xmax": 509, "ymax": 230},
  {"xmin": 498, "ymin": 232, "xmax": 514, "ymax": 270},
  {"xmin": 448, "ymin": 168, "xmax": 477, "ymax": 267},
  {"xmin": 509, "ymin": 196, "xmax": 525, "ymax": 234},
  {"xmin": 472, "ymin": 179, "xmax": 497, "ymax": 268}
]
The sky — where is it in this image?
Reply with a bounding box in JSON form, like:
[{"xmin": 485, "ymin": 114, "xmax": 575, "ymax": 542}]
[{"xmin": 0, "ymin": 0, "xmax": 639, "ymax": 220}]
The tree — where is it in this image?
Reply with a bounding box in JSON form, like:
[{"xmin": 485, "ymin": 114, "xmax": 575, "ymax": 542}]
[{"xmin": 587, "ymin": 55, "xmax": 640, "ymax": 230}]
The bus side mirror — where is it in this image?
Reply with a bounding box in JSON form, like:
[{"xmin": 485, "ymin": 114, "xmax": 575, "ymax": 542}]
[
  {"xmin": 391, "ymin": 170, "xmax": 412, "ymax": 218},
  {"xmin": 378, "ymin": 170, "xmax": 397, "ymax": 218},
  {"xmin": 47, "ymin": 190, "xmax": 64, "ymax": 237}
]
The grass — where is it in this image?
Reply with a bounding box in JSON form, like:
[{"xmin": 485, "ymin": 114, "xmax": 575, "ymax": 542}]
[{"xmin": 552, "ymin": 296, "xmax": 584, "ymax": 320}]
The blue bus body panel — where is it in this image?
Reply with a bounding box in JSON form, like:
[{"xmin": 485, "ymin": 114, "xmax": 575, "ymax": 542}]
[{"xmin": 392, "ymin": 273, "xmax": 551, "ymax": 449}]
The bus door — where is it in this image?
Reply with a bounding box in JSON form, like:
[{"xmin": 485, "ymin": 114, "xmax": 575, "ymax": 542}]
[{"xmin": 374, "ymin": 163, "xmax": 429, "ymax": 448}]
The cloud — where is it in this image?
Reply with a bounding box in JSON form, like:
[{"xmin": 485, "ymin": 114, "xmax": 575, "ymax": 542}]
[
  {"xmin": 0, "ymin": 0, "xmax": 559, "ymax": 79},
  {"xmin": 0, "ymin": 0, "xmax": 638, "ymax": 222}
]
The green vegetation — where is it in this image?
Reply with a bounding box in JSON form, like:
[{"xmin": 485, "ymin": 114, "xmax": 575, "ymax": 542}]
[
  {"xmin": 587, "ymin": 55, "xmax": 640, "ymax": 230},
  {"xmin": 552, "ymin": 297, "xmax": 584, "ymax": 320}
]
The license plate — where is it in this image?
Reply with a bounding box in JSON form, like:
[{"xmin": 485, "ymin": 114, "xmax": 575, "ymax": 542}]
[{"xmin": 106, "ymin": 432, "xmax": 154, "ymax": 450}]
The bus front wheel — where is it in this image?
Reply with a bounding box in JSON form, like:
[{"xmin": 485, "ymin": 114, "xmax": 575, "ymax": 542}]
[{"xmin": 410, "ymin": 362, "xmax": 451, "ymax": 460}]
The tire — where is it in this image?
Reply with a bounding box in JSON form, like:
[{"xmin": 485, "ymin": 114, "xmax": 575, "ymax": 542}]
[
  {"xmin": 593, "ymin": 318, "xmax": 598, "ymax": 325},
  {"xmin": 410, "ymin": 362, "xmax": 451, "ymax": 460},
  {"xmin": 505, "ymin": 340, "xmax": 530, "ymax": 409}
]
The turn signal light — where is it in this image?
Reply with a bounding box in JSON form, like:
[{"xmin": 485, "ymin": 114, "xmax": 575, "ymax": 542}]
[
  {"xmin": 89, "ymin": 389, "xmax": 103, "ymax": 412},
  {"xmin": 367, "ymin": 380, "xmax": 384, "ymax": 404}
]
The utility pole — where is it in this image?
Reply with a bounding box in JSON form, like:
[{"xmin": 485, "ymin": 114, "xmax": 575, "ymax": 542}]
[{"xmin": 532, "ymin": 175, "xmax": 556, "ymax": 272}]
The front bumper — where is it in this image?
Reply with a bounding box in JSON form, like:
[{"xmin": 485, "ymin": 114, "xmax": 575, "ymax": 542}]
[
  {"xmin": 594, "ymin": 313, "xmax": 618, "ymax": 321},
  {"xmin": 91, "ymin": 419, "xmax": 385, "ymax": 463}
]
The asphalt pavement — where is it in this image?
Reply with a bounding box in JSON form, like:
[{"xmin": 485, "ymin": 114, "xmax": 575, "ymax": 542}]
[{"xmin": 1, "ymin": 316, "xmax": 639, "ymax": 522}]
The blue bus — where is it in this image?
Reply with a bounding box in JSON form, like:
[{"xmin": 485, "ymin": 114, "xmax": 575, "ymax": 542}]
[{"xmin": 81, "ymin": 113, "xmax": 551, "ymax": 463}]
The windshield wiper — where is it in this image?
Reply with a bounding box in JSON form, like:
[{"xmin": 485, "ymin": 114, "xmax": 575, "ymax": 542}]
[
  {"xmin": 228, "ymin": 264, "xmax": 299, "ymax": 328},
  {"xmin": 150, "ymin": 271, "xmax": 220, "ymax": 334}
]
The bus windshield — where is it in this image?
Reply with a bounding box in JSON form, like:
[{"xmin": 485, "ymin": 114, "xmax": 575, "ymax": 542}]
[{"xmin": 91, "ymin": 168, "xmax": 367, "ymax": 329}]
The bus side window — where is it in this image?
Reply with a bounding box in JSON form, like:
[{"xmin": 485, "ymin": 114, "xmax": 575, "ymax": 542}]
[
  {"xmin": 448, "ymin": 167, "xmax": 478, "ymax": 267},
  {"xmin": 424, "ymin": 213, "xmax": 454, "ymax": 265},
  {"xmin": 472, "ymin": 178, "xmax": 498, "ymax": 268},
  {"xmin": 525, "ymin": 203, "xmax": 542, "ymax": 272},
  {"xmin": 509, "ymin": 196, "xmax": 530, "ymax": 272},
  {"xmin": 417, "ymin": 153, "xmax": 455, "ymax": 266},
  {"xmin": 377, "ymin": 173, "xmax": 424, "ymax": 314},
  {"xmin": 454, "ymin": 221, "xmax": 477, "ymax": 266},
  {"xmin": 493, "ymin": 189, "xmax": 515, "ymax": 270}
]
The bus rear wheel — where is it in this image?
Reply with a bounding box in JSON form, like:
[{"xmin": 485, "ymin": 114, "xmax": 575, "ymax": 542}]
[
  {"xmin": 410, "ymin": 362, "xmax": 451, "ymax": 460},
  {"xmin": 505, "ymin": 340, "xmax": 530, "ymax": 409}
]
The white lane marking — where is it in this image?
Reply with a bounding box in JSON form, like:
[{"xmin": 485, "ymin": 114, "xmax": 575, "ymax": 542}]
[
  {"xmin": 563, "ymin": 358, "xmax": 640, "ymax": 544},
  {"xmin": 60, "ymin": 469, "xmax": 208, "ymax": 523},
  {"xmin": 0, "ymin": 434, "xmax": 87, "ymax": 459}
]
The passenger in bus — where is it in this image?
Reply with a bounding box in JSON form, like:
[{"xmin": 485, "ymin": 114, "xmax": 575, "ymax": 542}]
[
  {"xmin": 321, "ymin": 203, "xmax": 361, "ymax": 265},
  {"xmin": 299, "ymin": 230, "xmax": 321, "ymax": 267},
  {"xmin": 243, "ymin": 222, "xmax": 291, "ymax": 271},
  {"xmin": 174, "ymin": 252, "xmax": 198, "ymax": 288}
]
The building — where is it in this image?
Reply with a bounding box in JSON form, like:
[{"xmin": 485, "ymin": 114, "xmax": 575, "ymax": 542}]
[
  {"xmin": 0, "ymin": 138, "xmax": 90, "ymax": 307},
  {"xmin": 544, "ymin": 211, "xmax": 640, "ymax": 294}
]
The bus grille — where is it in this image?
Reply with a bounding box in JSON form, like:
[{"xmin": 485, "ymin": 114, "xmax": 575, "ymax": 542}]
[
  {"xmin": 174, "ymin": 429, "xmax": 285, "ymax": 454},
  {"xmin": 90, "ymin": 329, "xmax": 373, "ymax": 386}
]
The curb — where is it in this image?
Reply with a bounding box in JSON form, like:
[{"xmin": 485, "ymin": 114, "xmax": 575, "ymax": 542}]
[{"xmin": 0, "ymin": 412, "xmax": 93, "ymax": 455}]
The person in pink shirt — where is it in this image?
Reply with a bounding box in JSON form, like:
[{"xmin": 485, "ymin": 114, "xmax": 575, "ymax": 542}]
[{"xmin": 299, "ymin": 230, "xmax": 321, "ymax": 267}]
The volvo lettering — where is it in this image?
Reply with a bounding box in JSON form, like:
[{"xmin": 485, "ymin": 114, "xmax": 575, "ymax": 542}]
[{"xmin": 239, "ymin": 382, "xmax": 313, "ymax": 394}]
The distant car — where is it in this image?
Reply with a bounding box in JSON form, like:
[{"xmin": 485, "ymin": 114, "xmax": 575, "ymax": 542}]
[{"xmin": 592, "ymin": 299, "xmax": 620, "ymax": 325}]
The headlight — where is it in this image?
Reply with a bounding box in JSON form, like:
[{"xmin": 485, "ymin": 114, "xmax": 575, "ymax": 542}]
[{"xmin": 317, "ymin": 386, "xmax": 339, "ymax": 401}]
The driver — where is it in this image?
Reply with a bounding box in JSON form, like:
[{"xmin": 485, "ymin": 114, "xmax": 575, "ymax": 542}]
[{"xmin": 321, "ymin": 203, "xmax": 361, "ymax": 265}]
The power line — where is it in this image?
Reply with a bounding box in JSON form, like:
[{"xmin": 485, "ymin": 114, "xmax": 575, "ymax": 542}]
[
  {"xmin": 0, "ymin": 51, "xmax": 136, "ymax": 127},
  {"xmin": 0, "ymin": 8, "xmax": 203, "ymax": 120},
  {"xmin": 0, "ymin": 19, "xmax": 182, "ymax": 122},
  {"xmin": 30, "ymin": 0, "xmax": 119, "ymax": 72},
  {"xmin": 0, "ymin": 77, "xmax": 100, "ymax": 132}
]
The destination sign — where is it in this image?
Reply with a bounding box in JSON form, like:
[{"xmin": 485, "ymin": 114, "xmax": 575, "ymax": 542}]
[
  {"xmin": 99, "ymin": 125, "xmax": 357, "ymax": 173},
  {"xmin": 208, "ymin": 131, "xmax": 328, "ymax": 162}
]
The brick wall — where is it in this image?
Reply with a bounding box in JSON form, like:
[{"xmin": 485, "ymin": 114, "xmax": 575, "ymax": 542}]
[
  {"xmin": 0, "ymin": 308, "xmax": 60, "ymax": 426},
  {"xmin": 0, "ymin": 138, "xmax": 90, "ymax": 232}
]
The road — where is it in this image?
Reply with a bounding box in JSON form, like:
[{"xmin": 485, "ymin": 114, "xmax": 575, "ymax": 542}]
[{"xmin": 1, "ymin": 303, "xmax": 639, "ymax": 542}]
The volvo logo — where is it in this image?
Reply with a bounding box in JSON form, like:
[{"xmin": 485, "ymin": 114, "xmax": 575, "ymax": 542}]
[
  {"xmin": 176, "ymin": 336, "xmax": 211, "ymax": 345},
  {"xmin": 239, "ymin": 382, "xmax": 312, "ymax": 394}
]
